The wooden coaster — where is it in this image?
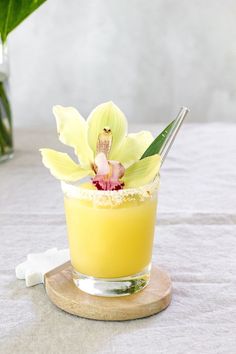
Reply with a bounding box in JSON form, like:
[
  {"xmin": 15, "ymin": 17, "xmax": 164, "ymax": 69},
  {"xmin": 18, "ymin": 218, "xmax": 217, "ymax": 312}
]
[{"xmin": 44, "ymin": 261, "xmax": 172, "ymax": 321}]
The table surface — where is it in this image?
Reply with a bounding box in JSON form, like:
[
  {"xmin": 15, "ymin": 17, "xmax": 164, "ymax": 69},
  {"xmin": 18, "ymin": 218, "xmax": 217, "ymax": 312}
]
[{"xmin": 0, "ymin": 123, "xmax": 236, "ymax": 354}]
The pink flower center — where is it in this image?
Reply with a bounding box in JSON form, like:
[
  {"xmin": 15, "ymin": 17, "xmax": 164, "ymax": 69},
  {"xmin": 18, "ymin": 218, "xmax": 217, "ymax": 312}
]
[
  {"xmin": 92, "ymin": 128, "xmax": 125, "ymax": 190},
  {"xmin": 92, "ymin": 152, "xmax": 125, "ymax": 191}
]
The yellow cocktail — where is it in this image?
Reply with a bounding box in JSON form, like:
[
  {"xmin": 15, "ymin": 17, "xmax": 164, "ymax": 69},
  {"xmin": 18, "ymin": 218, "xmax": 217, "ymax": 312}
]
[
  {"xmin": 40, "ymin": 101, "xmax": 187, "ymax": 298},
  {"xmin": 62, "ymin": 181, "xmax": 158, "ymax": 296}
]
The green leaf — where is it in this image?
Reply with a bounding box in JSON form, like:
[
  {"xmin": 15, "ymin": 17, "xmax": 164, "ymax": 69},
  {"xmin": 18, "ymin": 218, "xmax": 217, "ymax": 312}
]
[
  {"xmin": 0, "ymin": 0, "xmax": 47, "ymax": 43},
  {"xmin": 0, "ymin": 82, "xmax": 12, "ymax": 128},
  {"xmin": 0, "ymin": 82, "xmax": 12, "ymax": 149},
  {"xmin": 140, "ymin": 119, "xmax": 175, "ymax": 159}
]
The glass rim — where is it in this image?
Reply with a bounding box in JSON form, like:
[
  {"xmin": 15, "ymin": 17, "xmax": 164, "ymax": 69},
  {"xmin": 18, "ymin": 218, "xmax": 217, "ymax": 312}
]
[{"xmin": 61, "ymin": 176, "xmax": 160, "ymax": 206}]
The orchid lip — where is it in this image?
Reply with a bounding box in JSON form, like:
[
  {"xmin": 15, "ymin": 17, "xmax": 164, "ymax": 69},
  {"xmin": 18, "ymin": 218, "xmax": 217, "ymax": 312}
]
[
  {"xmin": 92, "ymin": 151, "xmax": 125, "ymax": 191},
  {"xmin": 92, "ymin": 178, "xmax": 124, "ymax": 191}
]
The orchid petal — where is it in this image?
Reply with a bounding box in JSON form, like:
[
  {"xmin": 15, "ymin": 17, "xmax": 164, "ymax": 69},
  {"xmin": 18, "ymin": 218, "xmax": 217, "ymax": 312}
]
[
  {"xmin": 87, "ymin": 101, "xmax": 127, "ymax": 157},
  {"xmin": 53, "ymin": 105, "xmax": 94, "ymax": 169},
  {"xmin": 40, "ymin": 148, "xmax": 93, "ymax": 182},
  {"xmin": 110, "ymin": 131, "xmax": 154, "ymax": 168},
  {"xmin": 123, "ymin": 155, "xmax": 161, "ymax": 188}
]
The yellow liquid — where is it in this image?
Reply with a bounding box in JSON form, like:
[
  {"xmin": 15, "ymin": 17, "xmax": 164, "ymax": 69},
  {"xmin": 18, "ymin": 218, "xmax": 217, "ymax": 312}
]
[{"xmin": 64, "ymin": 188, "xmax": 157, "ymax": 278}]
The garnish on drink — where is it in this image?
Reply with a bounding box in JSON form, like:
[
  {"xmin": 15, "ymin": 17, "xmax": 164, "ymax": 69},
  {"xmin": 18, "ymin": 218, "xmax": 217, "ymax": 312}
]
[{"xmin": 40, "ymin": 102, "xmax": 163, "ymax": 190}]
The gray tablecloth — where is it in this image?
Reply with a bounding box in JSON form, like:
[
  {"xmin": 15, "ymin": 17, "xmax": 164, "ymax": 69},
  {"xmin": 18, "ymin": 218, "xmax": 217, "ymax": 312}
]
[{"xmin": 0, "ymin": 123, "xmax": 236, "ymax": 354}]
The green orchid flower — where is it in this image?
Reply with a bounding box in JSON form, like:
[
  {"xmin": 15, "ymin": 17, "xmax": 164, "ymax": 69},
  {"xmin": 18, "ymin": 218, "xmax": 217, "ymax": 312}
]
[{"xmin": 40, "ymin": 101, "xmax": 161, "ymax": 190}]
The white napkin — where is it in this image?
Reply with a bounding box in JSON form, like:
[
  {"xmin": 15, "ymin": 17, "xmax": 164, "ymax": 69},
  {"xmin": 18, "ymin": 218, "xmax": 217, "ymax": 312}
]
[{"xmin": 15, "ymin": 248, "xmax": 70, "ymax": 287}]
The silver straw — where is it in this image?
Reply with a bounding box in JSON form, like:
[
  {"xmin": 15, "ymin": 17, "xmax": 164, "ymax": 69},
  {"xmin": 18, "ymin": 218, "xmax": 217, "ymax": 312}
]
[{"xmin": 160, "ymin": 106, "xmax": 189, "ymax": 164}]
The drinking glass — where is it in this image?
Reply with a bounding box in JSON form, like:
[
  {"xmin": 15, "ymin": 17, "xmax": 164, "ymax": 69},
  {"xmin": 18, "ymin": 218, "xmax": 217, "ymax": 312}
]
[{"xmin": 62, "ymin": 179, "xmax": 159, "ymax": 297}]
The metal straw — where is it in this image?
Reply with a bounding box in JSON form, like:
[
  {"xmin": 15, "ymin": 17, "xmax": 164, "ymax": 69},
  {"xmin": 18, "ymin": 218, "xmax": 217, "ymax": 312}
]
[{"xmin": 160, "ymin": 106, "xmax": 189, "ymax": 165}]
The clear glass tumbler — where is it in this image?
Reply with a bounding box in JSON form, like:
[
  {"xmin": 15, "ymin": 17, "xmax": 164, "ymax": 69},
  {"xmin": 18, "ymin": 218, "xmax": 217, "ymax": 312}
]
[{"xmin": 62, "ymin": 179, "xmax": 158, "ymax": 297}]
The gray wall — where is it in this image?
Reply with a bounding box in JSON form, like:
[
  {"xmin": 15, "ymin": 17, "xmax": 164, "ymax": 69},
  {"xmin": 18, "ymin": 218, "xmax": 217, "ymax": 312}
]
[{"xmin": 9, "ymin": 0, "xmax": 236, "ymax": 127}]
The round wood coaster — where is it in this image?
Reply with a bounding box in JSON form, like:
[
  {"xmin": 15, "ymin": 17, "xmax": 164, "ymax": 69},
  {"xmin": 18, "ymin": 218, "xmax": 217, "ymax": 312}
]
[{"xmin": 44, "ymin": 261, "xmax": 172, "ymax": 321}]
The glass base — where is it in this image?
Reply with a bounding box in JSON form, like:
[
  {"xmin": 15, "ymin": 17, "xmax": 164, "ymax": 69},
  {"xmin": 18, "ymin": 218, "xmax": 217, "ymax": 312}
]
[
  {"xmin": 0, "ymin": 150, "xmax": 13, "ymax": 163},
  {"xmin": 72, "ymin": 267, "xmax": 151, "ymax": 297}
]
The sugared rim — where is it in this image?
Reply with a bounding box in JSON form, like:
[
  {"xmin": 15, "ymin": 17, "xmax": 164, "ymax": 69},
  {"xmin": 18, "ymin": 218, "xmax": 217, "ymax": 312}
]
[{"xmin": 61, "ymin": 176, "xmax": 159, "ymax": 205}]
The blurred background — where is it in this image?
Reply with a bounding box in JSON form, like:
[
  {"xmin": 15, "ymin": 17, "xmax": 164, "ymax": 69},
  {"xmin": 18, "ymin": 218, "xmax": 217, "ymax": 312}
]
[{"xmin": 9, "ymin": 0, "xmax": 236, "ymax": 127}]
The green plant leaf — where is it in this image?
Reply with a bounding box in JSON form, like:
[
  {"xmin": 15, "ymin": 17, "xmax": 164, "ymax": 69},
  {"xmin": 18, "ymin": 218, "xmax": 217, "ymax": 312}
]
[
  {"xmin": 0, "ymin": 82, "xmax": 12, "ymax": 149},
  {"xmin": 0, "ymin": 0, "xmax": 47, "ymax": 43},
  {"xmin": 140, "ymin": 119, "xmax": 175, "ymax": 159},
  {"xmin": 0, "ymin": 82, "xmax": 12, "ymax": 128}
]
